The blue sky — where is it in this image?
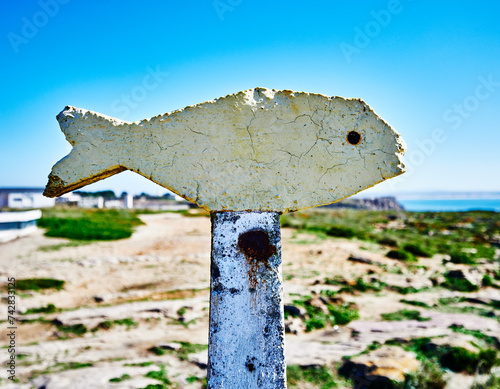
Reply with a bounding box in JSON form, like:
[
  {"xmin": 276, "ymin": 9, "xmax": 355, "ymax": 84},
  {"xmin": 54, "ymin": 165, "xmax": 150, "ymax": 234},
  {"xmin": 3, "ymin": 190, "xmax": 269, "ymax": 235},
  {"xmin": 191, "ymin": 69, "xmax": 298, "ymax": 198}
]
[{"xmin": 1, "ymin": 1, "xmax": 499, "ymax": 197}]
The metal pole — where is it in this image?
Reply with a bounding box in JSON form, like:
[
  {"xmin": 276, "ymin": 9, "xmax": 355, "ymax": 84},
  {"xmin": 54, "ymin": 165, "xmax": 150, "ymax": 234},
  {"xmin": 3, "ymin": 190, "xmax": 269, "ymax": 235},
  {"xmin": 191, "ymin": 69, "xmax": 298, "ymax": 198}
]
[{"xmin": 208, "ymin": 211, "xmax": 286, "ymax": 388}]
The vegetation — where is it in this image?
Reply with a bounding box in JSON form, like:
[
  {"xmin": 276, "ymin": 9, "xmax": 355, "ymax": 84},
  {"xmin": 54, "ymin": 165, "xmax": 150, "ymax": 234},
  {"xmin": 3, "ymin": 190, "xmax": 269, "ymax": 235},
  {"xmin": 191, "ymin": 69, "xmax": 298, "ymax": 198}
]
[
  {"xmin": 440, "ymin": 347, "xmax": 498, "ymax": 374},
  {"xmin": 23, "ymin": 304, "xmax": 58, "ymax": 315},
  {"xmin": 287, "ymin": 295, "xmax": 359, "ymax": 332},
  {"xmin": 381, "ymin": 309, "xmax": 430, "ymax": 322},
  {"xmin": 139, "ymin": 365, "xmax": 172, "ymax": 389},
  {"xmin": 386, "ymin": 337, "xmax": 499, "ymax": 376},
  {"xmin": 471, "ymin": 374, "xmax": 500, "ymax": 389},
  {"xmin": 399, "ymin": 299, "xmax": 431, "ymax": 308},
  {"xmin": 55, "ymin": 323, "xmax": 88, "ymax": 336},
  {"xmin": 109, "ymin": 374, "xmax": 131, "ymax": 382},
  {"xmin": 324, "ymin": 276, "xmax": 386, "ymax": 294},
  {"xmin": 287, "ymin": 365, "xmax": 339, "ymax": 388},
  {"xmin": 148, "ymin": 342, "xmax": 208, "ymax": 361},
  {"xmin": 93, "ymin": 318, "xmax": 138, "ymax": 331},
  {"xmin": 39, "ymin": 207, "xmax": 144, "ymax": 240},
  {"xmin": 449, "ymin": 325, "xmax": 499, "ymax": 347},
  {"xmin": 281, "ymin": 209, "xmax": 499, "ymax": 263},
  {"xmin": 442, "ymin": 273, "xmax": 479, "ymax": 292},
  {"xmin": 402, "ymin": 359, "xmax": 447, "ymax": 389},
  {"xmin": 16, "ymin": 278, "xmax": 65, "ymax": 291},
  {"xmin": 386, "ymin": 249, "xmax": 416, "ymax": 261},
  {"xmin": 38, "ymin": 241, "xmax": 90, "ymax": 251},
  {"xmin": 449, "ymin": 251, "xmax": 477, "ymax": 264},
  {"xmin": 31, "ymin": 361, "xmax": 94, "ymax": 377},
  {"xmin": 402, "ymin": 243, "xmax": 434, "ymax": 257}
]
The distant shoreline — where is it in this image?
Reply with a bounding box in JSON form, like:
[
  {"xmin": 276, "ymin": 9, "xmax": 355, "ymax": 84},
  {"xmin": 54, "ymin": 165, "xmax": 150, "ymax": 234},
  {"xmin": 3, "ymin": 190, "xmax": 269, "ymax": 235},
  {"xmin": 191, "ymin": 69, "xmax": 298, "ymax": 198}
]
[
  {"xmin": 388, "ymin": 192, "xmax": 500, "ymax": 200},
  {"xmin": 398, "ymin": 198, "xmax": 500, "ymax": 212}
]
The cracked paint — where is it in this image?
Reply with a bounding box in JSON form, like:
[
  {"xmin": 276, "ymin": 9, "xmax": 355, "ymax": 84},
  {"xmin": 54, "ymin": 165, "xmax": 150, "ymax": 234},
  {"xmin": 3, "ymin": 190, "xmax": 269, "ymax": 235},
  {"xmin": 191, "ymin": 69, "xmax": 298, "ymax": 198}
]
[{"xmin": 44, "ymin": 87, "xmax": 406, "ymax": 213}]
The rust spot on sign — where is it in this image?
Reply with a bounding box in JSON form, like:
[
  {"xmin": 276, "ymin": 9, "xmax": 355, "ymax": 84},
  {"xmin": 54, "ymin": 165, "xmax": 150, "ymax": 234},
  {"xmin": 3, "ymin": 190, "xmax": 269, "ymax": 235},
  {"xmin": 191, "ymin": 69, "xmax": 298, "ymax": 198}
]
[
  {"xmin": 347, "ymin": 131, "xmax": 362, "ymax": 145},
  {"xmin": 238, "ymin": 229, "xmax": 276, "ymax": 288}
]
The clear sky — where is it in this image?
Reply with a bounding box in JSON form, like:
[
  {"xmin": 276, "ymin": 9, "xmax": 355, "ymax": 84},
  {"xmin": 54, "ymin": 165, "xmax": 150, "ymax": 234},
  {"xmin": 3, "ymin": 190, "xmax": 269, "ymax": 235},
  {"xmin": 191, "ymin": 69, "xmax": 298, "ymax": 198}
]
[{"xmin": 1, "ymin": 1, "xmax": 499, "ymax": 197}]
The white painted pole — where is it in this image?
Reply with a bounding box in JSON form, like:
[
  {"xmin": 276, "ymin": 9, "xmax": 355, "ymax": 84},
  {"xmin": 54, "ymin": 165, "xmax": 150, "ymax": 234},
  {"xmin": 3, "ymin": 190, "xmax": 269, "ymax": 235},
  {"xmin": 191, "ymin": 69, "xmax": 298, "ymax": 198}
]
[{"xmin": 208, "ymin": 211, "xmax": 286, "ymax": 388}]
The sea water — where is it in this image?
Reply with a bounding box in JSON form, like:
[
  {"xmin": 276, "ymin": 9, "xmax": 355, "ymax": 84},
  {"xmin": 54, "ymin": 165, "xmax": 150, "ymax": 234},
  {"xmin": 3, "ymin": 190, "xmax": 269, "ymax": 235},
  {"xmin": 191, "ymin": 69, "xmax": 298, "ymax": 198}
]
[{"xmin": 398, "ymin": 199, "xmax": 500, "ymax": 212}]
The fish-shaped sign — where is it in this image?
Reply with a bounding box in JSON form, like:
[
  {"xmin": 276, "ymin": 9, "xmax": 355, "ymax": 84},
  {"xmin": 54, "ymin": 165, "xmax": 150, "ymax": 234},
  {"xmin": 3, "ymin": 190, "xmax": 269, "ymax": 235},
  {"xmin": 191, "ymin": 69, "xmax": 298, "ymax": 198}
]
[{"xmin": 44, "ymin": 87, "xmax": 406, "ymax": 213}]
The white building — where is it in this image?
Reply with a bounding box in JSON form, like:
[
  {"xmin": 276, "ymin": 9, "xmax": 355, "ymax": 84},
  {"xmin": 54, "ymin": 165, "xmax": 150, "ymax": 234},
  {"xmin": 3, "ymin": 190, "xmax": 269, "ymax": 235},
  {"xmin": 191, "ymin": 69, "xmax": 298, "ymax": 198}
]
[
  {"xmin": 0, "ymin": 210, "xmax": 42, "ymax": 243},
  {"xmin": 0, "ymin": 188, "xmax": 55, "ymax": 209}
]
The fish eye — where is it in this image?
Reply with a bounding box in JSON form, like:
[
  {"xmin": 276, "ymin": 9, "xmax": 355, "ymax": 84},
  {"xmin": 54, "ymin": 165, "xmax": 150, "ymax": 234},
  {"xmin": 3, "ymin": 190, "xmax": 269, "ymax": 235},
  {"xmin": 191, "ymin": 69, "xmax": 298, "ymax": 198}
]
[{"xmin": 347, "ymin": 131, "xmax": 361, "ymax": 145}]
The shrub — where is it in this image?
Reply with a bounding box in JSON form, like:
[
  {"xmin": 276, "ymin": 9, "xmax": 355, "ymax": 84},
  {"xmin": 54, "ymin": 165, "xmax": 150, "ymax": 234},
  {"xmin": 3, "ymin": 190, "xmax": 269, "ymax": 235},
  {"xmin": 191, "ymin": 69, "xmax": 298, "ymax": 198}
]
[
  {"xmin": 386, "ymin": 249, "xmax": 416, "ymax": 262},
  {"xmin": 381, "ymin": 309, "xmax": 430, "ymax": 322},
  {"xmin": 442, "ymin": 275, "xmax": 479, "ymax": 292},
  {"xmin": 143, "ymin": 365, "xmax": 171, "ymax": 387},
  {"xmin": 477, "ymin": 349, "xmax": 499, "ymax": 374},
  {"xmin": 403, "ymin": 359, "xmax": 446, "ymax": 389},
  {"xmin": 399, "ymin": 299, "xmax": 430, "ymax": 308},
  {"xmin": 328, "ymin": 305, "xmax": 360, "ymax": 325},
  {"xmin": 471, "ymin": 374, "xmax": 500, "ymax": 389},
  {"xmin": 449, "ymin": 252, "xmax": 476, "ymax": 265},
  {"xmin": 56, "ymin": 323, "xmax": 87, "ymax": 336},
  {"xmin": 16, "ymin": 278, "xmax": 65, "ymax": 291},
  {"xmin": 326, "ymin": 225, "xmax": 357, "ymax": 238},
  {"xmin": 482, "ymin": 274, "xmax": 494, "ymax": 287},
  {"xmin": 377, "ymin": 237, "xmax": 398, "ymax": 247},
  {"xmin": 439, "ymin": 347, "xmax": 482, "ymax": 374},
  {"xmin": 24, "ymin": 304, "xmax": 57, "ymax": 314},
  {"xmin": 109, "ymin": 374, "xmax": 131, "ymax": 382},
  {"xmin": 305, "ymin": 315, "xmax": 327, "ymax": 332},
  {"xmin": 403, "ymin": 243, "xmax": 433, "ymax": 257}
]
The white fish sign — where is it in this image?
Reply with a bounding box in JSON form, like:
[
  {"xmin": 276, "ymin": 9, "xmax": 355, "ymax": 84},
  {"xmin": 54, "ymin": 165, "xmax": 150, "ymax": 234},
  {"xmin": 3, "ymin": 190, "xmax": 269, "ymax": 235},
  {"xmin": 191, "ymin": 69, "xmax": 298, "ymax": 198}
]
[{"xmin": 44, "ymin": 87, "xmax": 406, "ymax": 212}]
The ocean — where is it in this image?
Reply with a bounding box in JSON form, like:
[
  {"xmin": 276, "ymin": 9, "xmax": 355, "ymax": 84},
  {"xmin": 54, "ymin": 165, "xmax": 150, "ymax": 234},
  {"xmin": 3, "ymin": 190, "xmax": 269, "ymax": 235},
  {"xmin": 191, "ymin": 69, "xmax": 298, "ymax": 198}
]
[{"xmin": 397, "ymin": 199, "xmax": 500, "ymax": 212}]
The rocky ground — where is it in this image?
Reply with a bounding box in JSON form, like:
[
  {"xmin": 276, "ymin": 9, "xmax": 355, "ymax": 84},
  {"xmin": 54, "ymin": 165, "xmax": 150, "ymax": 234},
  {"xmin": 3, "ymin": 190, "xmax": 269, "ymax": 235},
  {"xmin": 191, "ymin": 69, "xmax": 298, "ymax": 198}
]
[{"xmin": 0, "ymin": 211, "xmax": 499, "ymax": 388}]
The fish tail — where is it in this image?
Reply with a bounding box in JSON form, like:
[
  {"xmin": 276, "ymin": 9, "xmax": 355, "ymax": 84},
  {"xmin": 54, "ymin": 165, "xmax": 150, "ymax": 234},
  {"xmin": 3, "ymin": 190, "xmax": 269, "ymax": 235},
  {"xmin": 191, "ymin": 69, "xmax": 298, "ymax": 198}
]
[{"xmin": 44, "ymin": 106, "xmax": 128, "ymax": 197}]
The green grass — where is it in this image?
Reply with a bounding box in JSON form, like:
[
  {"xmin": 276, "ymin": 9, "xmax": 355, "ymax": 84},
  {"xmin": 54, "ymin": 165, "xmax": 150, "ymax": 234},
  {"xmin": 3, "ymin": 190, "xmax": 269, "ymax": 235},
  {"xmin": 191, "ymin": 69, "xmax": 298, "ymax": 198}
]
[
  {"xmin": 23, "ymin": 304, "xmax": 58, "ymax": 315},
  {"xmin": 449, "ymin": 251, "xmax": 477, "ymax": 264},
  {"xmin": 139, "ymin": 365, "xmax": 172, "ymax": 388},
  {"xmin": 38, "ymin": 241, "xmax": 90, "ymax": 252},
  {"xmin": 16, "ymin": 278, "xmax": 65, "ymax": 291},
  {"xmin": 109, "ymin": 374, "xmax": 131, "ymax": 382},
  {"xmin": 440, "ymin": 347, "xmax": 498, "ymax": 374},
  {"xmin": 289, "ymin": 295, "xmax": 359, "ymax": 332},
  {"xmin": 403, "ymin": 243, "xmax": 434, "ymax": 257},
  {"xmin": 386, "ymin": 249, "xmax": 417, "ymax": 262},
  {"xmin": 39, "ymin": 208, "xmax": 144, "ymax": 241},
  {"xmin": 92, "ymin": 318, "xmax": 138, "ymax": 332},
  {"xmin": 471, "ymin": 374, "xmax": 500, "ymax": 389},
  {"xmin": 31, "ymin": 361, "xmax": 93, "ymax": 377},
  {"xmin": 175, "ymin": 342, "xmax": 208, "ymax": 361},
  {"xmin": 124, "ymin": 362, "xmax": 154, "ymax": 367},
  {"xmin": 148, "ymin": 346, "xmax": 166, "ymax": 356},
  {"xmin": 449, "ymin": 325, "xmax": 499, "ymax": 348},
  {"xmin": 400, "ymin": 299, "xmax": 431, "ymax": 308},
  {"xmin": 442, "ymin": 274, "xmax": 479, "ymax": 292},
  {"xmin": 388, "ymin": 337, "xmax": 499, "ymax": 375},
  {"xmin": 148, "ymin": 342, "xmax": 208, "ymax": 361},
  {"xmin": 55, "ymin": 323, "xmax": 88, "ymax": 336},
  {"xmin": 403, "ymin": 359, "xmax": 447, "ymax": 389},
  {"xmin": 287, "ymin": 365, "xmax": 338, "ymax": 388},
  {"xmin": 280, "ymin": 209, "xmax": 500, "ymax": 264},
  {"xmin": 381, "ymin": 309, "xmax": 430, "ymax": 322}
]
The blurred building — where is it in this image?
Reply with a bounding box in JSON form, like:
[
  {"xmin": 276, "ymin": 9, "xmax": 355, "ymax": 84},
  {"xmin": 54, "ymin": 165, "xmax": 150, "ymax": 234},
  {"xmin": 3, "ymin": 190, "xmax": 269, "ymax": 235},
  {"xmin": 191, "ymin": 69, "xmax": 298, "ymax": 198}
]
[
  {"xmin": 0, "ymin": 187, "xmax": 55, "ymax": 209},
  {"xmin": 0, "ymin": 209, "xmax": 42, "ymax": 243}
]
